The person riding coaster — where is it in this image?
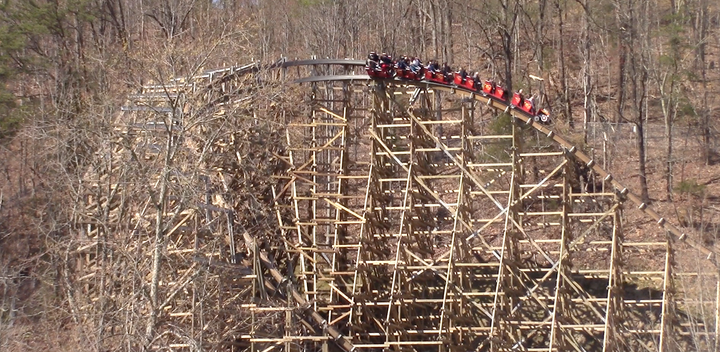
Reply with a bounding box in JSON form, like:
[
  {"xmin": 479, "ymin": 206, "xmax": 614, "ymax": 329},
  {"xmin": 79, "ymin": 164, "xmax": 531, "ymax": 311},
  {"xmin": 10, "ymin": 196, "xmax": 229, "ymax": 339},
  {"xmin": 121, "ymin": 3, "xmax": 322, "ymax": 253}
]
[
  {"xmin": 367, "ymin": 51, "xmax": 380, "ymax": 71},
  {"xmin": 457, "ymin": 67, "xmax": 467, "ymax": 81},
  {"xmin": 380, "ymin": 53, "xmax": 393, "ymax": 66},
  {"xmin": 367, "ymin": 60, "xmax": 379, "ymax": 71},
  {"xmin": 396, "ymin": 56, "xmax": 408, "ymax": 70},
  {"xmin": 364, "ymin": 51, "xmax": 552, "ymax": 124},
  {"xmin": 410, "ymin": 58, "xmax": 421, "ymax": 73},
  {"xmin": 441, "ymin": 63, "xmax": 453, "ymax": 83},
  {"xmin": 424, "ymin": 60, "xmax": 449, "ymax": 83},
  {"xmin": 366, "ymin": 51, "xmax": 395, "ymax": 78},
  {"xmin": 453, "ymin": 67, "xmax": 475, "ymax": 88},
  {"xmin": 395, "ymin": 56, "xmax": 417, "ymax": 79}
]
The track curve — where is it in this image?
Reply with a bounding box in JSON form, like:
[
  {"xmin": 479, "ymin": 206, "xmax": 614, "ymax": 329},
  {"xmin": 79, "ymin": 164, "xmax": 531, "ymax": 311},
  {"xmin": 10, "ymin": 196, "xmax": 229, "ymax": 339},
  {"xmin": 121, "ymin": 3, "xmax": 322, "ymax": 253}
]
[{"xmin": 294, "ymin": 72, "xmax": 717, "ymax": 261}]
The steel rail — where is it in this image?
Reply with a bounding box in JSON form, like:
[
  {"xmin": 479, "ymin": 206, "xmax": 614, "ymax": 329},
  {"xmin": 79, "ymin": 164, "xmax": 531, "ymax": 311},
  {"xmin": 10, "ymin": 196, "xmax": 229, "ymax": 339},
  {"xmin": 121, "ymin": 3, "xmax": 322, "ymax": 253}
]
[
  {"xmin": 296, "ymin": 74, "xmax": 370, "ymax": 83},
  {"xmin": 293, "ymin": 73, "xmax": 718, "ymax": 261},
  {"xmin": 281, "ymin": 58, "xmax": 366, "ymax": 67}
]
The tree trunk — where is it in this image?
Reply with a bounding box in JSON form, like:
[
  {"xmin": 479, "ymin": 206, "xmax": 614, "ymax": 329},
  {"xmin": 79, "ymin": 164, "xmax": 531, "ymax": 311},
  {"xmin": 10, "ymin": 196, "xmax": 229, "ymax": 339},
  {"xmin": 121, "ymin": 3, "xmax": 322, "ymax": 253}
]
[
  {"xmin": 536, "ymin": 0, "xmax": 546, "ymax": 73},
  {"xmin": 556, "ymin": 0, "xmax": 571, "ymax": 127},
  {"xmin": 638, "ymin": 0, "xmax": 651, "ymax": 204},
  {"xmin": 615, "ymin": 0, "xmax": 627, "ymax": 124},
  {"xmin": 695, "ymin": 0, "xmax": 708, "ymax": 76},
  {"xmin": 145, "ymin": 120, "xmax": 175, "ymax": 348},
  {"xmin": 703, "ymin": 91, "xmax": 711, "ymax": 165},
  {"xmin": 430, "ymin": 1, "xmax": 439, "ymax": 60},
  {"xmin": 442, "ymin": 0, "xmax": 453, "ymax": 65},
  {"xmin": 665, "ymin": 104, "xmax": 675, "ymax": 200},
  {"xmin": 501, "ymin": 0, "xmax": 516, "ymax": 93},
  {"xmin": 661, "ymin": 2, "xmax": 681, "ymax": 201},
  {"xmin": 582, "ymin": 0, "xmax": 592, "ymax": 143},
  {"xmin": 694, "ymin": 0, "xmax": 711, "ymax": 164},
  {"xmin": 637, "ymin": 95, "xmax": 651, "ymax": 204}
]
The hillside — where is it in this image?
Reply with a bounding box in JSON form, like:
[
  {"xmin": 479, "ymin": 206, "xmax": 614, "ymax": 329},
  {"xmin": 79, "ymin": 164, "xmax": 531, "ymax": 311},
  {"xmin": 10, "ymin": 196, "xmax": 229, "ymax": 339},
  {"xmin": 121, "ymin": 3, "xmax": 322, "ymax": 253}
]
[{"xmin": 1, "ymin": 1, "xmax": 720, "ymax": 351}]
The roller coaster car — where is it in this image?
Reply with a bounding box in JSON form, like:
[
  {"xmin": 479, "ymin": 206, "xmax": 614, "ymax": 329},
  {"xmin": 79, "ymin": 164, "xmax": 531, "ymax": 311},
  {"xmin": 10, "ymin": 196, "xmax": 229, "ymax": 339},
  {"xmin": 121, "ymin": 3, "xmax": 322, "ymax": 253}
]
[
  {"xmin": 537, "ymin": 109, "xmax": 551, "ymax": 123},
  {"xmin": 511, "ymin": 92, "xmax": 538, "ymax": 115},
  {"xmin": 511, "ymin": 92, "xmax": 525, "ymax": 110},
  {"xmin": 453, "ymin": 74, "xmax": 477, "ymax": 90},
  {"xmin": 396, "ymin": 67, "xmax": 425, "ymax": 80},
  {"xmin": 366, "ymin": 62, "xmax": 395, "ymax": 79},
  {"xmin": 512, "ymin": 92, "xmax": 552, "ymax": 123},
  {"xmin": 425, "ymin": 71, "xmax": 451, "ymax": 84},
  {"xmin": 482, "ymin": 80, "xmax": 507, "ymax": 101}
]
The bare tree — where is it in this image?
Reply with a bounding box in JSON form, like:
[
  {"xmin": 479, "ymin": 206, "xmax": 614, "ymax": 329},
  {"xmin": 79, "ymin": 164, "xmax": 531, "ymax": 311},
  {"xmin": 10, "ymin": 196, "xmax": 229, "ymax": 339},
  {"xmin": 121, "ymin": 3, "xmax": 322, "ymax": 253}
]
[
  {"xmin": 649, "ymin": 0, "xmax": 686, "ymax": 200},
  {"xmin": 554, "ymin": 0, "xmax": 572, "ymax": 127},
  {"xmin": 579, "ymin": 0, "xmax": 594, "ymax": 143}
]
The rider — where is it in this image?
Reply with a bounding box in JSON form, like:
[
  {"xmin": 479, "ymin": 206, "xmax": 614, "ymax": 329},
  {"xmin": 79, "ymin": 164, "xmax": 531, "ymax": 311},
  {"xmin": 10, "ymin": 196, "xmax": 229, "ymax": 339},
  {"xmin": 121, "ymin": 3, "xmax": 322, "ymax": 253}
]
[
  {"xmin": 368, "ymin": 51, "xmax": 379, "ymax": 62},
  {"xmin": 472, "ymin": 72, "xmax": 481, "ymax": 85},
  {"xmin": 410, "ymin": 57, "xmax": 422, "ymax": 74},
  {"xmin": 427, "ymin": 60, "xmax": 438, "ymax": 73},
  {"xmin": 367, "ymin": 51, "xmax": 380, "ymax": 71},
  {"xmin": 396, "ymin": 56, "xmax": 408, "ymax": 70},
  {"xmin": 441, "ymin": 62, "xmax": 452, "ymax": 81},
  {"xmin": 457, "ymin": 67, "xmax": 467, "ymax": 81},
  {"xmin": 380, "ymin": 53, "xmax": 393, "ymax": 66}
]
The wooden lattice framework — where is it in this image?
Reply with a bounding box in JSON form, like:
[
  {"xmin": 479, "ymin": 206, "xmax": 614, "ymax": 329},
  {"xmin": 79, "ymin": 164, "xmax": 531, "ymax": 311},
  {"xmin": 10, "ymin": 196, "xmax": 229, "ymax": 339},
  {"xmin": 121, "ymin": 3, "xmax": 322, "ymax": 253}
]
[{"xmin": 73, "ymin": 60, "xmax": 720, "ymax": 352}]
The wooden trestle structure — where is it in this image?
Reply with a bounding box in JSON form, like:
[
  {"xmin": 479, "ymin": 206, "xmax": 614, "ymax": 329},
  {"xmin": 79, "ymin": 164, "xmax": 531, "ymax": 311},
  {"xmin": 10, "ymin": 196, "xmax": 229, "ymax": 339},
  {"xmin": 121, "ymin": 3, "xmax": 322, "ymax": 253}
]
[{"xmin": 74, "ymin": 60, "xmax": 720, "ymax": 352}]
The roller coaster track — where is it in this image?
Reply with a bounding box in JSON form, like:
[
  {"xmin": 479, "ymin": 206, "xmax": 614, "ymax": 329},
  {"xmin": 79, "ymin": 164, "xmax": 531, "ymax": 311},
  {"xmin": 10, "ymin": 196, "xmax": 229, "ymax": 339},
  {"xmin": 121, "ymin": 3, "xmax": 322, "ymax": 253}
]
[
  {"xmin": 282, "ymin": 63, "xmax": 720, "ymax": 351},
  {"xmin": 80, "ymin": 58, "xmax": 720, "ymax": 352},
  {"xmin": 296, "ymin": 72, "xmax": 715, "ymax": 260},
  {"xmin": 174, "ymin": 58, "xmax": 718, "ymax": 258}
]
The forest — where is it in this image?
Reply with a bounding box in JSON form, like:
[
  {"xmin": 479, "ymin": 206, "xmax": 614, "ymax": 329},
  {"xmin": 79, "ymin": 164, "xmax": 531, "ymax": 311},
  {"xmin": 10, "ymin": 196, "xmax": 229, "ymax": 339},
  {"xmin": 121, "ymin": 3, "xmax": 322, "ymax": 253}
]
[{"xmin": 1, "ymin": 0, "xmax": 720, "ymax": 351}]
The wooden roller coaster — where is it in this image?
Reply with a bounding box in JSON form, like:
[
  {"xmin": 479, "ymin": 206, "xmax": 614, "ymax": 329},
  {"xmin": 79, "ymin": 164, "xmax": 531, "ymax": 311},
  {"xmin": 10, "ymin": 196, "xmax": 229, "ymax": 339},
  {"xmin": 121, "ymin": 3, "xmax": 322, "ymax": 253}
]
[{"xmin": 75, "ymin": 58, "xmax": 720, "ymax": 352}]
